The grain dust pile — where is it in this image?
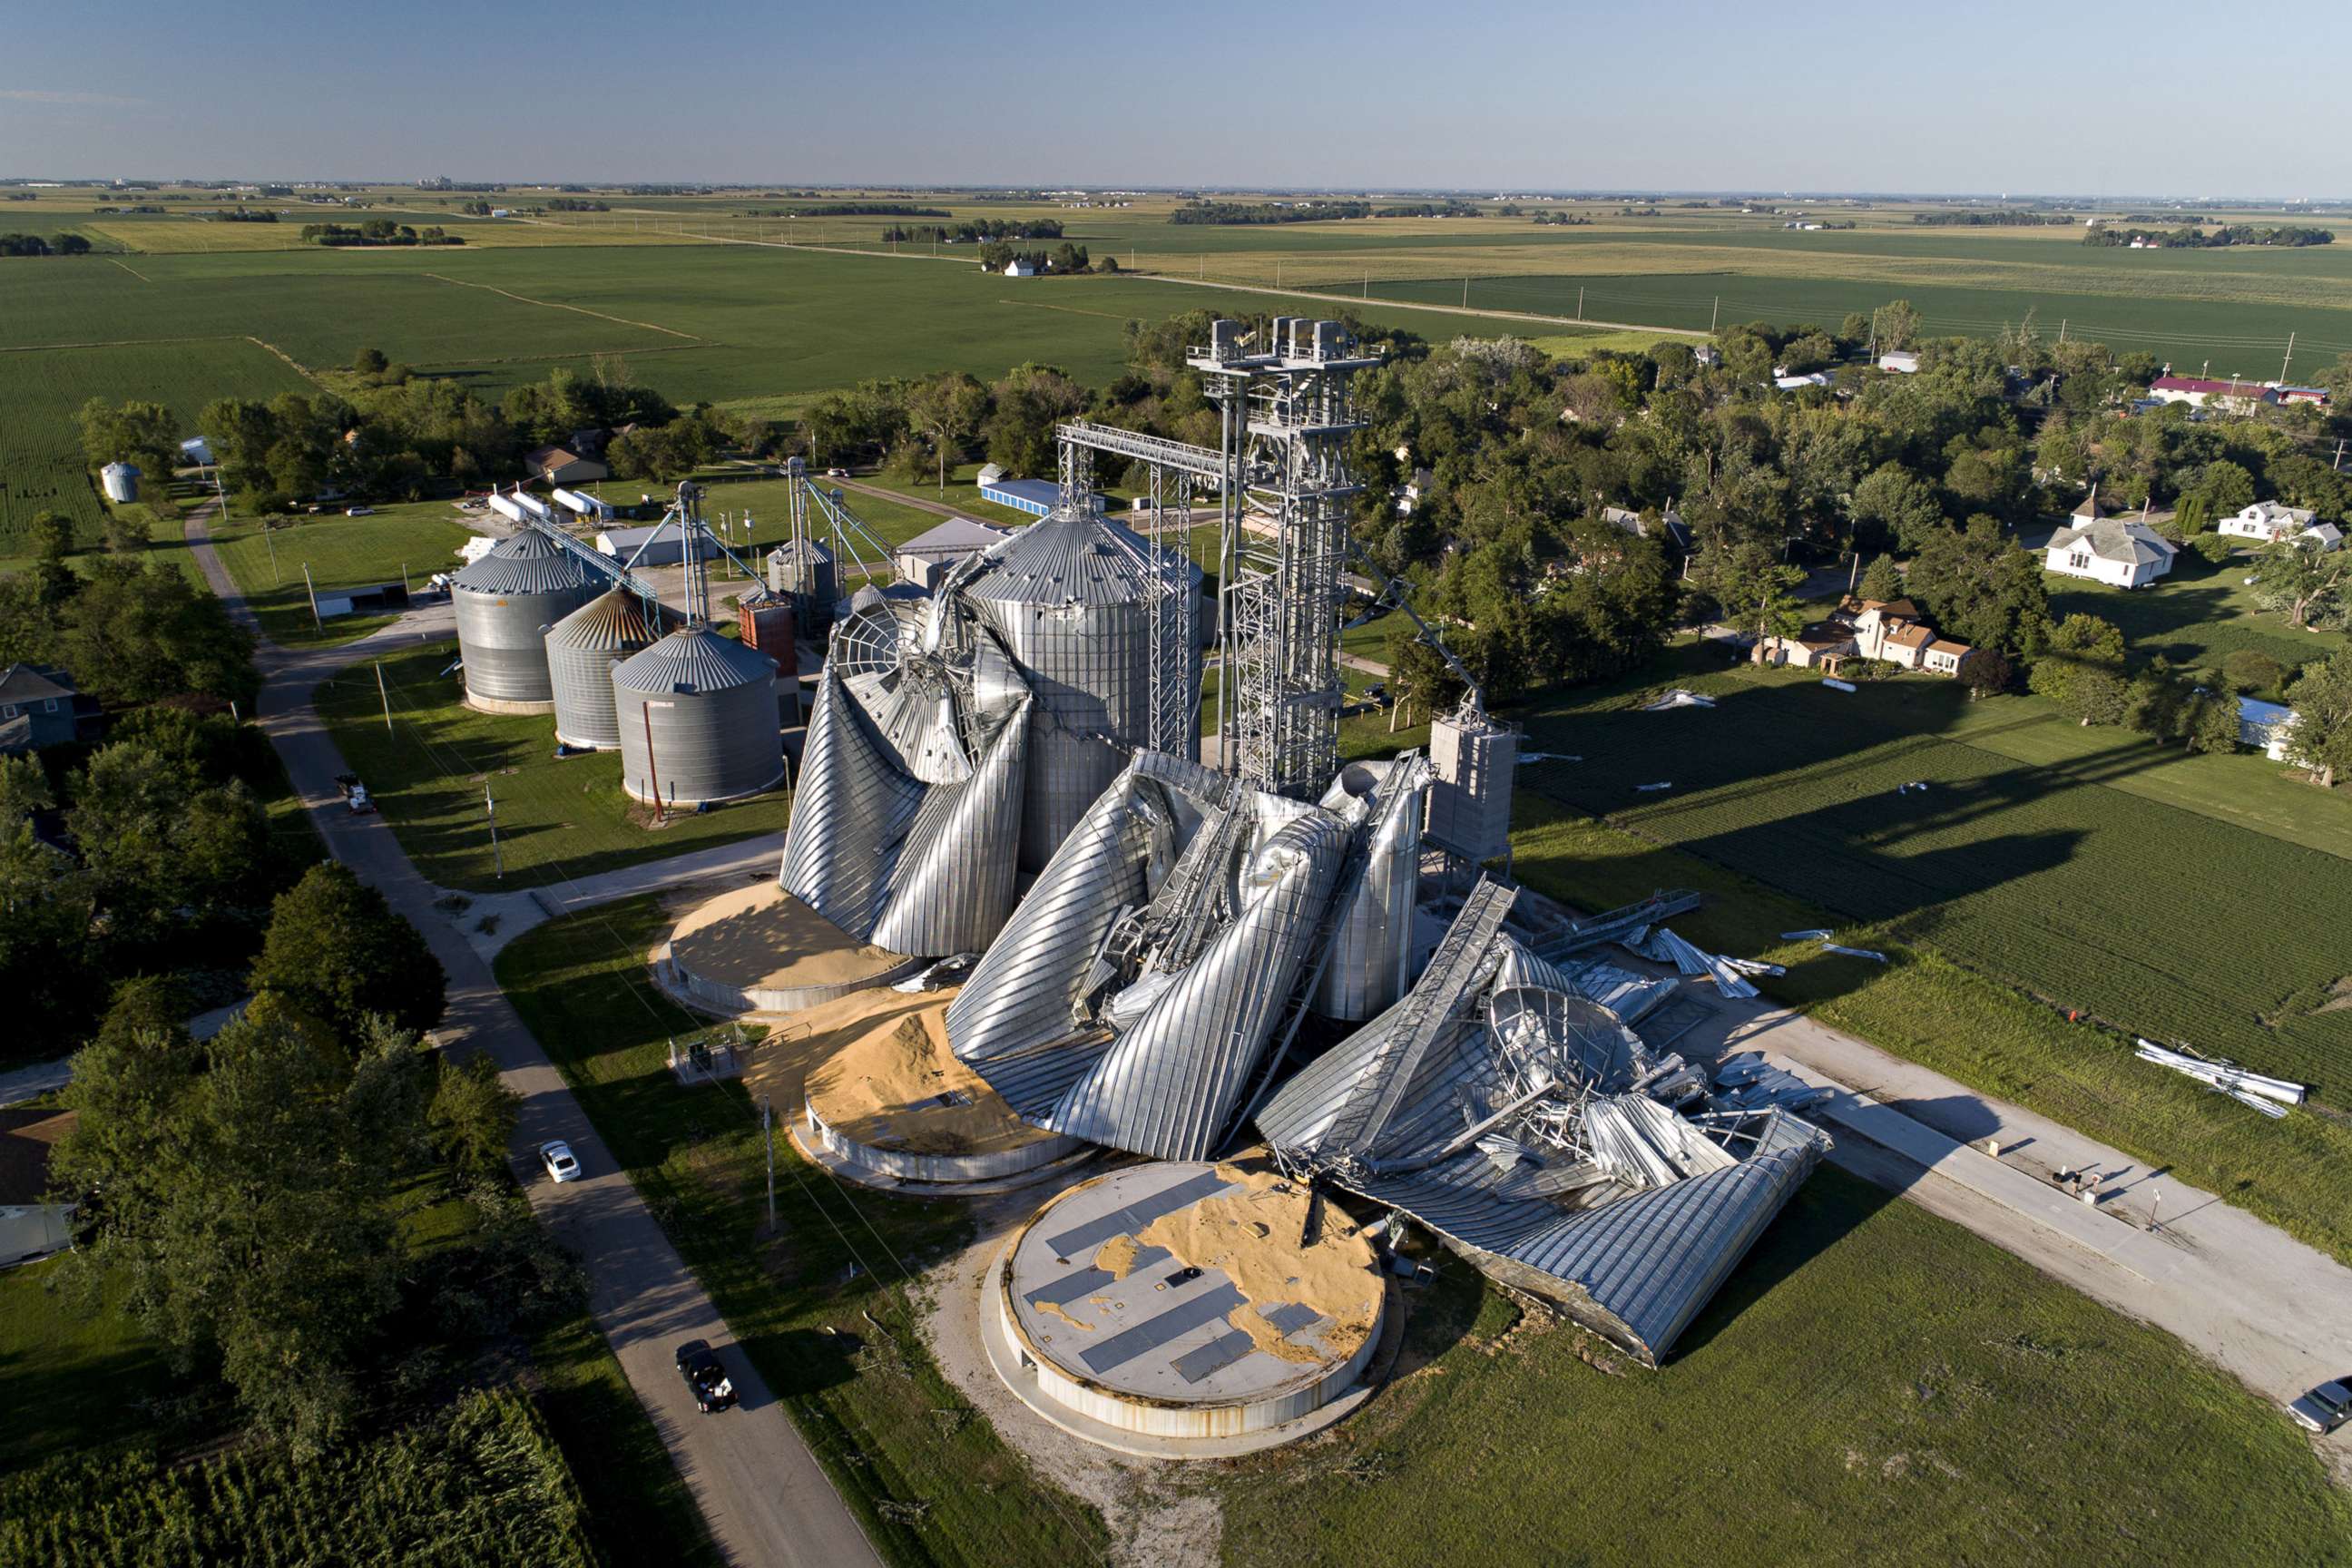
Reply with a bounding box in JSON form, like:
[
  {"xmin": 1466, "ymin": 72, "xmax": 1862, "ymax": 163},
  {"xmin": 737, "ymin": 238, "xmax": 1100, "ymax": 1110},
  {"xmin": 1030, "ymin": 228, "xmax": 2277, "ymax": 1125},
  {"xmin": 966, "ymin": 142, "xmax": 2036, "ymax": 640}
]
[
  {"xmin": 799, "ymin": 987, "xmax": 1055, "ymax": 1157},
  {"xmin": 1134, "ymin": 1164, "xmax": 1383, "ymax": 1366},
  {"xmin": 667, "ymin": 883, "xmax": 904, "ymax": 992}
]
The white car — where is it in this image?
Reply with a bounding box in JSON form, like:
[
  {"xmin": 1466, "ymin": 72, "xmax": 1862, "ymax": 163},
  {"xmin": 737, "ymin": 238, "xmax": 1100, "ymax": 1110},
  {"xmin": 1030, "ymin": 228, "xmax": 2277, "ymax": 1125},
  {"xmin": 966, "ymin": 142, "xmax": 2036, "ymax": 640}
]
[
  {"xmin": 540, "ymin": 1140, "xmax": 582, "ymax": 1182},
  {"xmin": 346, "ymin": 505, "xmax": 375, "ymax": 516}
]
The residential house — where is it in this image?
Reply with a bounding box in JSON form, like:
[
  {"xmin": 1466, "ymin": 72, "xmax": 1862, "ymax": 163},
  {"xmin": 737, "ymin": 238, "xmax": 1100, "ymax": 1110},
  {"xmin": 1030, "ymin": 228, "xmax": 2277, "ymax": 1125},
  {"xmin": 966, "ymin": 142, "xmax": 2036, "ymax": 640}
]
[
  {"xmin": 1837, "ymin": 597, "xmax": 1975, "ymax": 676},
  {"xmin": 0, "ymin": 664, "xmax": 99, "ymax": 755},
  {"xmin": 2238, "ymin": 698, "xmax": 2299, "ymax": 761},
  {"xmin": 1772, "ymin": 371, "xmax": 1833, "ymax": 391},
  {"xmin": 2220, "ymin": 500, "xmax": 2342, "ymax": 551},
  {"xmin": 1877, "ymin": 349, "xmax": 1921, "ymax": 374},
  {"xmin": 1004, "ymin": 258, "xmax": 1036, "ymax": 278},
  {"xmin": 1599, "ymin": 504, "xmax": 1693, "ymax": 552},
  {"xmin": 0, "ymin": 1107, "xmax": 77, "ymax": 1264},
  {"xmin": 524, "ymin": 445, "xmax": 610, "ymax": 485},
  {"xmin": 1758, "ymin": 622, "xmax": 1857, "ymax": 671},
  {"xmin": 2147, "ymin": 376, "xmax": 2279, "ymax": 413},
  {"xmin": 1396, "ymin": 466, "xmax": 1435, "ymax": 516},
  {"xmin": 2043, "ymin": 502, "xmax": 2178, "ymax": 588},
  {"xmin": 1691, "ymin": 344, "xmax": 1721, "ymax": 368}
]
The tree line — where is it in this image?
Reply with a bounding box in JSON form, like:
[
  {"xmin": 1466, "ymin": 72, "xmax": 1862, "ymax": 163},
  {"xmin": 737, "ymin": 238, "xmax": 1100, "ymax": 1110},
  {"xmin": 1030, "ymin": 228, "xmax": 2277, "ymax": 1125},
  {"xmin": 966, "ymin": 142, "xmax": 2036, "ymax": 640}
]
[
  {"xmin": 300, "ymin": 220, "xmax": 462, "ymax": 247},
  {"xmin": 2085, "ymin": 223, "xmax": 2333, "ymax": 248},
  {"xmin": 0, "ymin": 231, "xmax": 93, "ymax": 256},
  {"xmin": 877, "ymin": 217, "xmax": 1063, "ymax": 243}
]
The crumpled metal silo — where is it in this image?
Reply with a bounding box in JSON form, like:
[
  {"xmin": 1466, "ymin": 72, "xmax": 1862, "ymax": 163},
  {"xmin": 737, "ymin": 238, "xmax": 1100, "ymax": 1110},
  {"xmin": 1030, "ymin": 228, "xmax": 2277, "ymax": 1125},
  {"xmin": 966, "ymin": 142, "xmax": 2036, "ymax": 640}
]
[
  {"xmin": 946, "ymin": 750, "xmax": 1350, "ymax": 1161},
  {"xmin": 612, "ymin": 625, "xmax": 783, "ymax": 807},
  {"xmin": 1257, "ymin": 880, "xmax": 1830, "ymax": 1367},
  {"xmin": 451, "ymin": 530, "xmax": 600, "ymax": 713},
  {"xmin": 776, "ymin": 655, "xmax": 1034, "ymax": 959},
  {"xmin": 1313, "ymin": 755, "xmax": 1432, "ymax": 1022},
  {"xmin": 960, "ymin": 506, "xmax": 1200, "ymax": 872},
  {"xmin": 546, "ymin": 589, "xmax": 680, "ymax": 750}
]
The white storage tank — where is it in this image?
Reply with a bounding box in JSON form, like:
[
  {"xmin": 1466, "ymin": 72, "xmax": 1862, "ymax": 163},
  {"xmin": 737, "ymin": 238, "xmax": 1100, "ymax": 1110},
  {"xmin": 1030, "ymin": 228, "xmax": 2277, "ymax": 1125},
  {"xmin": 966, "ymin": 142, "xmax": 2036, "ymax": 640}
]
[
  {"xmin": 448, "ymin": 530, "xmax": 600, "ymax": 714},
  {"xmin": 100, "ymin": 462, "xmax": 140, "ymax": 504}
]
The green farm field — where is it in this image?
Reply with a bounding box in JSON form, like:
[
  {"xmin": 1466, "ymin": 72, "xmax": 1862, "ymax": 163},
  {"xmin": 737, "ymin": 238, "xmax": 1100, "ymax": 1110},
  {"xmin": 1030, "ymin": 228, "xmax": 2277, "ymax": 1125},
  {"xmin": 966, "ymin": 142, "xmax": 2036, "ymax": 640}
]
[
  {"xmin": 0, "ymin": 338, "xmax": 309, "ymax": 547},
  {"xmin": 1514, "ymin": 654, "xmax": 2352, "ymax": 1097},
  {"xmin": 311, "ymin": 638, "xmax": 793, "ymax": 893}
]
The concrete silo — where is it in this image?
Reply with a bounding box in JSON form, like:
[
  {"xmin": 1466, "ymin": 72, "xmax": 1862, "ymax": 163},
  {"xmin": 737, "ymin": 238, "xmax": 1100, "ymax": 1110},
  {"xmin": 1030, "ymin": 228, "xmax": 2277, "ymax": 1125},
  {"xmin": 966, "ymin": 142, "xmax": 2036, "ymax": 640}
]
[
  {"xmin": 612, "ymin": 625, "xmax": 784, "ymax": 807},
  {"xmin": 960, "ymin": 505, "xmax": 1198, "ymax": 870},
  {"xmin": 450, "ymin": 530, "xmax": 599, "ymax": 714},
  {"xmin": 545, "ymin": 588, "xmax": 679, "ymax": 751}
]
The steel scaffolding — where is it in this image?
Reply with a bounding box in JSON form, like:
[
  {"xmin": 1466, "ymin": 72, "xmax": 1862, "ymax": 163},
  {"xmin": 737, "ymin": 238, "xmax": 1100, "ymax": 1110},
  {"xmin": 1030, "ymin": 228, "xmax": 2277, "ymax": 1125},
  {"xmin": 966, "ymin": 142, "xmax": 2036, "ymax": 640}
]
[{"xmin": 1191, "ymin": 318, "xmax": 1379, "ymax": 798}]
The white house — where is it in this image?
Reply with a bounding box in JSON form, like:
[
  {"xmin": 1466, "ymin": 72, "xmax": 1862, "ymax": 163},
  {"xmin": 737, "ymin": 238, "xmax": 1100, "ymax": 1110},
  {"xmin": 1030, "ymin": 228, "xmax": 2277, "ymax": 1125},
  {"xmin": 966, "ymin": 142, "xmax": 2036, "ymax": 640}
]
[
  {"xmin": 2238, "ymin": 697, "xmax": 2299, "ymax": 760},
  {"xmin": 2148, "ymin": 376, "xmax": 2278, "ymax": 413},
  {"xmin": 1772, "ymin": 371, "xmax": 1832, "ymax": 391},
  {"xmin": 2219, "ymin": 500, "xmax": 2342, "ymax": 552},
  {"xmin": 1877, "ymin": 349, "xmax": 1921, "ymax": 374},
  {"xmin": 1004, "ymin": 258, "xmax": 1036, "ymax": 277},
  {"xmin": 2220, "ymin": 500, "xmax": 2316, "ymax": 544},
  {"xmin": 2044, "ymin": 505, "xmax": 2178, "ymax": 589}
]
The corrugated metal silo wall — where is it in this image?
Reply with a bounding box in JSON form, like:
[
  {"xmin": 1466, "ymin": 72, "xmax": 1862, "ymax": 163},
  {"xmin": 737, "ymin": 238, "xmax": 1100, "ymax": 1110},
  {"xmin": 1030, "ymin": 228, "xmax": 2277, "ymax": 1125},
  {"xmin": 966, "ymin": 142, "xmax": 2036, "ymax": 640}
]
[
  {"xmin": 613, "ymin": 679, "xmax": 784, "ymax": 806},
  {"xmin": 549, "ymin": 639, "xmax": 640, "ymax": 750},
  {"xmin": 455, "ymin": 583, "xmax": 597, "ymax": 706},
  {"xmin": 975, "ymin": 594, "xmax": 1153, "ymax": 871}
]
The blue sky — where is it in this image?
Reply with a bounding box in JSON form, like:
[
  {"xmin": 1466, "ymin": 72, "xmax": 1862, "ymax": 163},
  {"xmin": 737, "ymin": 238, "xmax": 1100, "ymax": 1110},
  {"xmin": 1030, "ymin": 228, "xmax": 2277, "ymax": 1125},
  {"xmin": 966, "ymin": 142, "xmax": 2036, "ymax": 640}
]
[{"xmin": 4, "ymin": 0, "xmax": 2346, "ymax": 195}]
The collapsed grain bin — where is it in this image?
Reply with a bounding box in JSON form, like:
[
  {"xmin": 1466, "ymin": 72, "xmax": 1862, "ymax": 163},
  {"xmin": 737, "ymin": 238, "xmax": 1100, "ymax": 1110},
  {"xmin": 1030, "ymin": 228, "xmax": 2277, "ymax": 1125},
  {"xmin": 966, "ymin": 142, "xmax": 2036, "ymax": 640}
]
[
  {"xmin": 960, "ymin": 505, "xmax": 1200, "ymax": 871},
  {"xmin": 450, "ymin": 529, "xmax": 600, "ymax": 714},
  {"xmin": 612, "ymin": 624, "xmax": 783, "ymax": 807},
  {"xmin": 546, "ymin": 588, "xmax": 680, "ymax": 751}
]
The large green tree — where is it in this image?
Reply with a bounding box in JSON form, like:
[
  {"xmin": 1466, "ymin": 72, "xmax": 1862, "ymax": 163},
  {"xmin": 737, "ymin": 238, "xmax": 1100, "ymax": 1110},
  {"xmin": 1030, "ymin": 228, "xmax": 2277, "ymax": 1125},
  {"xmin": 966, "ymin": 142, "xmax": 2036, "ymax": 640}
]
[
  {"xmin": 2283, "ymin": 650, "xmax": 2352, "ymax": 788},
  {"xmin": 1904, "ymin": 515, "xmax": 2050, "ymax": 658},
  {"xmin": 2028, "ymin": 612, "xmax": 2129, "ymax": 725},
  {"xmin": 2249, "ymin": 535, "xmax": 2350, "ymax": 631},
  {"xmin": 248, "ymin": 863, "xmax": 446, "ymax": 1040}
]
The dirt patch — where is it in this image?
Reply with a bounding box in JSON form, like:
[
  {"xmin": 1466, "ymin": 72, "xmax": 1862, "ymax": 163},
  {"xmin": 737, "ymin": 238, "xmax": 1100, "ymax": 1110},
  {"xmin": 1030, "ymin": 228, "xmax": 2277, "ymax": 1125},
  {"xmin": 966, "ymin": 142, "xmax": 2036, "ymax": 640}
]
[
  {"xmin": 1095, "ymin": 1233, "xmax": 1142, "ymax": 1279},
  {"xmin": 1035, "ymin": 1298, "xmax": 1094, "ymax": 1333},
  {"xmin": 912, "ymin": 1191, "xmax": 1226, "ymax": 1568},
  {"xmin": 2316, "ymin": 976, "xmax": 2352, "ymax": 1015}
]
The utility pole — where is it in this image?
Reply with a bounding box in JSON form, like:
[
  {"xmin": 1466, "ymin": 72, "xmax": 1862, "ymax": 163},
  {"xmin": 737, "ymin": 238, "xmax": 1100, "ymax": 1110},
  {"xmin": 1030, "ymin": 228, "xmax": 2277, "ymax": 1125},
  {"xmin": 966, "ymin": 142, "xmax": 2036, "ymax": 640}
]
[
  {"xmin": 1462, "ymin": 276, "xmax": 1469, "ymax": 308},
  {"xmin": 2058, "ymin": 318, "xmax": 2066, "ymax": 343},
  {"xmin": 762, "ymin": 1096, "xmax": 776, "ymax": 1230},
  {"xmin": 2333, "ymin": 437, "xmax": 2345, "ymax": 473},
  {"xmin": 2278, "ymin": 330, "xmax": 2297, "ymax": 386},
  {"xmin": 375, "ymin": 662, "xmax": 392, "ymax": 736},
  {"xmin": 643, "ymin": 704, "xmax": 664, "ymax": 824},
  {"xmin": 302, "ymin": 562, "xmax": 320, "ymax": 629},
  {"xmin": 1710, "ymin": 296, "xmax": 1720, "ymax": 332},
  {"xmin": 1577, "ymin": 285, "xmax": 1584, "ymax": 320},
  {"xmin": 485, "ymin": 782, "xmax": 502, "ymax": 878}
]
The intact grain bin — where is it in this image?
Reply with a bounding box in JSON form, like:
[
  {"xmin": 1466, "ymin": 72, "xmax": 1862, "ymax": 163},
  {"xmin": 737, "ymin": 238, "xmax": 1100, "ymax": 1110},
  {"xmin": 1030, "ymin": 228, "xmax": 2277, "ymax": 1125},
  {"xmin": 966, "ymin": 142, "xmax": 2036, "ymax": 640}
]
[
  {"xmin": 100, "ymin": 463, "xmax": 140, "ymax": 504},
  {"xmin": 547, "ymin": 589, "xmax": 678, "ymax": 751},
  {"xmin": 612, "ymin": 626, "xmax": 784, "ymax": 807},
  {"xmin": 450, "ymin": 530, "xmax": 600, "ymax": 714},
  {"xmin": 961, "ymin": 505, "xmax": 1197, "ymax": 871}
]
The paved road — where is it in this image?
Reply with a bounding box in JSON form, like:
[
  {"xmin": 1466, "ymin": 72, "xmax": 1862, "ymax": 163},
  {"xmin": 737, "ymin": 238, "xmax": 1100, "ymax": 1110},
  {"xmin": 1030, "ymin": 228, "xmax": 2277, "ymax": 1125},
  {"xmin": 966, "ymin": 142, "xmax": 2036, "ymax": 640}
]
[{"xmin": 185, "ymin": 503, "xmax": 878, "ymax": 1568}]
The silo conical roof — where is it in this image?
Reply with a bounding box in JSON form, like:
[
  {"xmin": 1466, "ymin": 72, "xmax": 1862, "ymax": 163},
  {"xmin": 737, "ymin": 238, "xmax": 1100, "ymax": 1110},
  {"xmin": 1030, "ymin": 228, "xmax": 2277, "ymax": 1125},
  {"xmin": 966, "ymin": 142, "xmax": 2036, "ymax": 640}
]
[
  {"xmin": 961, "ymin": 509, "xmax": 1164, "ymax": 606},
  {"xmin": 452, "ymin": 527, "xmax": 594, "ymax": 595},
  {"xmin": 547, "ymin": 587, "xmax": 679, "ymax": 651},
  {"xmin": 613, "ymin": 624, "xmax": 778, "ymax": 696}
]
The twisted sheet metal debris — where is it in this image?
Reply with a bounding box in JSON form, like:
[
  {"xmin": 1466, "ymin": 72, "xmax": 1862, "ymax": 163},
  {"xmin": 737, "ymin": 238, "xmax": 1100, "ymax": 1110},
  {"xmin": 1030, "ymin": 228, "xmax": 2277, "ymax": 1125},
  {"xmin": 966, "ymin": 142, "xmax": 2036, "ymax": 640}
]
[
  {"xmin": 946, "ymin": 750, "xmax": 1357, "ymax": 1161},
  {"xmin": 2133, "ymin": 1040, "xmax": 2305, "ymax": 1118},
  {"xmin": 1259, "ymin": 881, "xmax": 1828, "ymax": 1366}
]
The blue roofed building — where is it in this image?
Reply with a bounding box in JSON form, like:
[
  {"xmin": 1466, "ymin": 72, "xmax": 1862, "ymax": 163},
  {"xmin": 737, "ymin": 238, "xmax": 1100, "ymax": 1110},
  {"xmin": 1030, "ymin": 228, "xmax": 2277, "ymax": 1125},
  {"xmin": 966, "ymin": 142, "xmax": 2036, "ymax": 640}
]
[{"xmin": 978, "ymin": 476, "xmax": 1104, "ymax": 518}]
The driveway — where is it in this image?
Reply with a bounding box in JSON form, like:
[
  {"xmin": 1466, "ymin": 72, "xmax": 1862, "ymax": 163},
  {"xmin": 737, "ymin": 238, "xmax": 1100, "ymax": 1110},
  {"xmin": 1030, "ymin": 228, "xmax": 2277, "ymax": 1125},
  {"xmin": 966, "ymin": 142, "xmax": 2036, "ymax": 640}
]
[{"xmin": 185, "ymin": 502, "xmax": 878, "ymax": 1568}]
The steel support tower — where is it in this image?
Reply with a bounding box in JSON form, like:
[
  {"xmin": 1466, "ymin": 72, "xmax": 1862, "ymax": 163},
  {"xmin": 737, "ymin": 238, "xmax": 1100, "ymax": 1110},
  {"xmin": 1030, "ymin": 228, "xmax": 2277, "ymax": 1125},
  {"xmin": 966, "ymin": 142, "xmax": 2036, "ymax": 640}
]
[{"xmin": 1191, "ymin": 318, "xmax": 1379, "ymax": 798}]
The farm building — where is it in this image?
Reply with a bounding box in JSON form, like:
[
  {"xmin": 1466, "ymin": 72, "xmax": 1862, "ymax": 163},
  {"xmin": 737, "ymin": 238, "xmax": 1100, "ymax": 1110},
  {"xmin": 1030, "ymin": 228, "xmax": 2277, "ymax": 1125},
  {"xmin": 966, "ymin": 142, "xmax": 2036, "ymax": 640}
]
[
  {"xmin": 979, "ymin": 475, "xmax": 1102, "ymax": 517},
  {"xmin": 525, "ymin": 445, "xmax": 610, "ymax": 485},
  {"xmin": 313, "ymin": 582, "xmax": 410, "ymax": 621},
  {"xmin": 2238, "ymin": 698, "xmax": 2299, "ymax": 760},
  {"xmin": 179, "ymin": 435, "xmax": 213, "ymax": 466},
  {"xmin": 0, "ymin": 1107, "xmax": 77, "ymax": 1265},
  {"xmin": 2220, "ymin": 501, "xmax": 2342, "ymax": 550},
  {"xmin": 1772, "ymin": 372, "xmax": 1832, "ymax": 391},
  {"xmin": 2147, "ymin": 376, "xmax": 2278, "ymax": 413},
  {"xmin": 596, "ymin": 524, "xmax": 719, "ymax": 566},
  {"xmin": 1004, "ymin": 258, "xmax": 1036, "ymax": 277},
  {"xmin": 1877, "ymin": 349, "xmax": 1921, "ymax": 373},
  {"xmin": 892, "ymin": 515, "xmax": 1011, "ymax": 591},
  {"xmin": 2044, "ymin": 512, "xmax": 2177, "ymax": 588},
  {"xmin": 2274, "ymin": 384, "xmax": 2331, "ymax": 407},
  {"xmin": 0, "ymin": 664, "xmax": 100, "ymax": 754},
  {"xmin": 99, "ymin": 462, "xmax": 140, "ymax": 503}
]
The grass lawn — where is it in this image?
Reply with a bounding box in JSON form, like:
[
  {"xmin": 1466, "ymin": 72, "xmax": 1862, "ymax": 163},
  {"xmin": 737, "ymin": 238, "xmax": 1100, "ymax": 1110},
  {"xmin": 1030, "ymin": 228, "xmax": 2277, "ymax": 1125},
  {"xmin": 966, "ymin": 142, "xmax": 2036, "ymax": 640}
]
[
  {"xmin": 0, "ymin": 1256, "xmax": 194, "ymax": 1470},
  {"xmin": 1510, "ymin": 646, "xmax": 2352, "ymax": 1099},
  {"xmin": 202, "ymin": 498, "xmax": 484, "ymax": 647},
  {"xmin": 2045, "ymin": 543, "xmax": 2344, "ymax": 678},
  {"xmin": 494, "ymin": 897, "xmax": 1109, "ymax": 1568},
  {"xmin": 310, "ymin": 638, "xmax": 793, "ymax": 893},
  {"xmin": 1214, "ymin": 1164, "xmax": 2352, "ymax": 1568}
]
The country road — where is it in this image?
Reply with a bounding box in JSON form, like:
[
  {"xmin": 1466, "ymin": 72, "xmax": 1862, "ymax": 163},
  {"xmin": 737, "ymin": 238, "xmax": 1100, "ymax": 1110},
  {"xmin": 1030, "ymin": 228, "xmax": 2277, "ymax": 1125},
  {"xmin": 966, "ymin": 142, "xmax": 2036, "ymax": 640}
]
[{"xmin": 182, "ymin": 500, "xmax": 879, "ymax": 1568}]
